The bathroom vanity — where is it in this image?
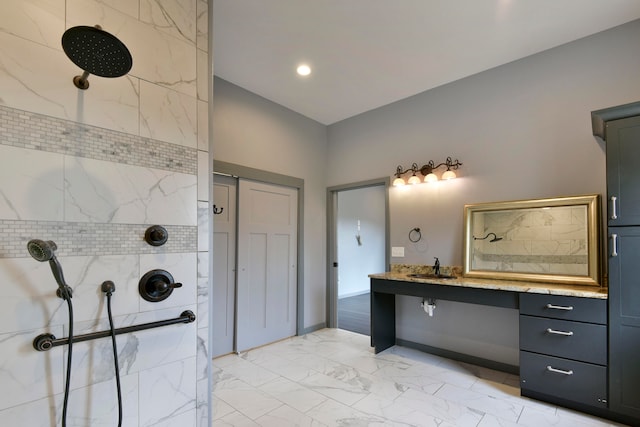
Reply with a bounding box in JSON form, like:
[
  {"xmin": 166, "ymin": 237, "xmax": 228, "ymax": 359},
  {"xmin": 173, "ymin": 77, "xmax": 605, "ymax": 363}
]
[{"xmin": 368, "ymin": 273, "xmax": 620, "ymax": 422}]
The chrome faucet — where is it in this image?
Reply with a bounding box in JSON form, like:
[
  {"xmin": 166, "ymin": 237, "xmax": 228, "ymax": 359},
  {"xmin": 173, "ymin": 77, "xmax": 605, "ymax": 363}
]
[{"xmin": 433, "ymin": 257, "xmax": 440, "ymax": 276}]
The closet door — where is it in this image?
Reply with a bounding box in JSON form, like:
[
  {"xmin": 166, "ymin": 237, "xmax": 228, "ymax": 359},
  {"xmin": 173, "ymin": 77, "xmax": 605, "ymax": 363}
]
[
  {"xmin": 212, "ymin": 175, "xmax": 237, "ymax": 357},
  {"xmin": 236, "ymin": 179, "xmax": 298, "ymax": 352}
]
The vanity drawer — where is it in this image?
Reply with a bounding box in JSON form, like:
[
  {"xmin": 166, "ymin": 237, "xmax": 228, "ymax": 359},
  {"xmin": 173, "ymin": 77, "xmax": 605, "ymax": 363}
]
[
  {"xmin": 519, "ymin": 294, "xmax": 606, "ymax": 324},
  {"xmin": 520, "ymin": 351, "xmax": 607, "ymax": 408},
  {"xmin": 519, "ymin": 315, "xmax": 607, "ymax": 365}
]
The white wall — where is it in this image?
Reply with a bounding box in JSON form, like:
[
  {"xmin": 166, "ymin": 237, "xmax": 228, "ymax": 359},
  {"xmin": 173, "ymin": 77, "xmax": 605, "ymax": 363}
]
[
  {"xmin": 212, "ymin": 77, "xmax": 328, "ymax": 329},
  {"xmin": 0, "ymin": 1, "xmax": 210, "ymax": 426},
  {"xmin": 326, "ymin": 19, "xmax": 640, "ymax": 365},
  {"xmin": 337, "ymin": 186, "xmax": 386, "ymax": 298}
]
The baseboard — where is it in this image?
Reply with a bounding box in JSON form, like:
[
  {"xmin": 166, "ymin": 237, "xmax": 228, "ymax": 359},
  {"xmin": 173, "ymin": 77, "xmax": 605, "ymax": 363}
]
[
  {"xmin": 395, "ymin": 338, "xmax": 519, "ymax": 375},
  {"xmin": 300, "ymin": 322, "xmax": 326, "ymax": 335}
]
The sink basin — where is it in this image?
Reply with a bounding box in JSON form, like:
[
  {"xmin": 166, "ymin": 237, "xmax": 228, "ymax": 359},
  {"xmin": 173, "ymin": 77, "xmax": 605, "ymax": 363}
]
[{"xmin": 407, "ymin": 273, "xmax": 455, "ymax": 280}]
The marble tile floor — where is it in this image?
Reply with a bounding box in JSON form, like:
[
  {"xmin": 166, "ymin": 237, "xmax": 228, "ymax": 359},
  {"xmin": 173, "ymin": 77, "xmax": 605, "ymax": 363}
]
[{"xmin": 212, "ymin": 328, "xmax": 627, "ymax": 427}]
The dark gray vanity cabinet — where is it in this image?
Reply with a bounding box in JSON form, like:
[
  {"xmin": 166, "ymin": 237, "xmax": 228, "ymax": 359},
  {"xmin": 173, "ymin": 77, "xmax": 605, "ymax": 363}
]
[
  {"xmin": 519, "ymin": 294, "xmax": 608, "ymax": 409},
  {"xmin": 606, "ymin": 115, "xmax": 640, "ymax": 227},
  {"xmin": 608, "ymin": 226, "xmax": 640, "ymax": 419},
  {"xmin": 593, "ymin": 102, "xmax": 640, "ymax": 423}
]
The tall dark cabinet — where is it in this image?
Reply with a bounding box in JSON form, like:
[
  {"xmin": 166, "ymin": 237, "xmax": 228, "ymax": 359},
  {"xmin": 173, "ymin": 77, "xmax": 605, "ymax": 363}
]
[{"xmin": 592, "ymin": 102, "xmax": 640, "ymax": 423}]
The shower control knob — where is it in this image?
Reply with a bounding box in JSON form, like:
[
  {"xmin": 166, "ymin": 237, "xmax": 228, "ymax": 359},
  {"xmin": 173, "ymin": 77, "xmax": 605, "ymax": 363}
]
[
  {"xmin": 144, "ymin": 225, "xmax": 168, "ymax": 246},
  {"xmin": 139, "ymin": 269, "xmax": 181, "ymax": 302}
]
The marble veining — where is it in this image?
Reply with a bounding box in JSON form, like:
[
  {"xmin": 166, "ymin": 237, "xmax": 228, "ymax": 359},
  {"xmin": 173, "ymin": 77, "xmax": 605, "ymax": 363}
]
[
  {"xmin": 376, "ymin": 264, "xmax": 607, "ymax": 299},
  {"xmin": 213, "ymin": 328, "xmax": 622, "ymax": 427}
]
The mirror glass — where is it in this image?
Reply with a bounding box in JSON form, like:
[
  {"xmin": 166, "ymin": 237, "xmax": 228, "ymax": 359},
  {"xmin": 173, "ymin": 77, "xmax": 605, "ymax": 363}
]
[{"xmin": 463, "ymin": 194, "xmax": 601, "ymax": 286}]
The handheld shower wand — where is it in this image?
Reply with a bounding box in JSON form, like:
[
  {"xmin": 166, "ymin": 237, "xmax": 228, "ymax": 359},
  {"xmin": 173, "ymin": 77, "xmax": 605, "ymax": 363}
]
[
  {"xmin": 27, "ymin": 239, "xmax": 74, "ymax": 427},
  {"xmin": 27, "ymin": 239, "xmax": 73, "ymax": 300}
]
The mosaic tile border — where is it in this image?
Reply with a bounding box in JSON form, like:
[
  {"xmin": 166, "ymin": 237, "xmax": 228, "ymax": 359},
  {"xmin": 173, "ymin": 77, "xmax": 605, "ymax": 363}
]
[
  {"xmin": 0, "ymin": 220, "xmax": 197, "ymax": 258},
  {"xmin": 0, "ymin": 105, "xmax": 197, "ymax": 175}
]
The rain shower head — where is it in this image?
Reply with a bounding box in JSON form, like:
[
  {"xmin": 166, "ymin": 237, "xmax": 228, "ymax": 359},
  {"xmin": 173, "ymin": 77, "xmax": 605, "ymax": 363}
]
[{"xmin": 61, "ymin": 25, "xmax": 133, "ymax": 90}]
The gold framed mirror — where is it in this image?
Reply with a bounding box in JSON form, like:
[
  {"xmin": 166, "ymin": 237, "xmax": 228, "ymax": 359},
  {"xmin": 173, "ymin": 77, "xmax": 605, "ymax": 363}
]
[{"xmin": 463, "ymin": 194, "xmax": 601, "ymax": 286}]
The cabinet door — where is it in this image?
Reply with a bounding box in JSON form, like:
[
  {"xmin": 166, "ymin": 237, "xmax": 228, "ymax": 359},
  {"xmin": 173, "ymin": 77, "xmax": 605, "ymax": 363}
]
[
  {"xmin": 606, "ymin": 116, "xmax": 640, "ymax": 226},
  {"xmin": 609, "ymin": 226, "xmax": 640, "ymax": 419}
]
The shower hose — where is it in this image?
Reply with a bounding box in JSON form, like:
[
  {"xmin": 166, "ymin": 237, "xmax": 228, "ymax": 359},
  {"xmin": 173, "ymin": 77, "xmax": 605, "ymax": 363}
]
[
  {"xmin": 60, "ymin": 284, "xmax": 123, "ymax": 427},
  {"xmin": 104, "ymin": 282, "xmax": 123, "ymax": 427}
]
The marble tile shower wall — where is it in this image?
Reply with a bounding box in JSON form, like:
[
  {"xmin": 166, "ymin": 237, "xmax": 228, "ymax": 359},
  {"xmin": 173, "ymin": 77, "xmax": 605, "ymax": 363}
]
[{"xmin": 0, "ymin": 1, "xmax": 210, "ymax": 427}]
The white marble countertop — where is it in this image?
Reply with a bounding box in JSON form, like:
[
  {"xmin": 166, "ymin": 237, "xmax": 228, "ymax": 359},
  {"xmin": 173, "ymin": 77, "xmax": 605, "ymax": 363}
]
[{"xmin": 369, "ymin": 272, "xmax": 608, "ymax": 299}]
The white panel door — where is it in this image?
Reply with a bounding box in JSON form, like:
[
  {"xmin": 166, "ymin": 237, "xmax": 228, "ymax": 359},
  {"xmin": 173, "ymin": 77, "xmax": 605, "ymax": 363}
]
[
  {"xmin": 236, "ymin": 179, "xmax": 297, "ymax": 352},
  {"xmin": 212, "ymin": 175, "xmax": 237, "ymax": 357}
]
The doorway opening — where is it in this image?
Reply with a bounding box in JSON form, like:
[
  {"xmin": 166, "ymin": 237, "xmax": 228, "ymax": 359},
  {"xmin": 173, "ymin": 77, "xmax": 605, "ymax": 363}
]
[{"xmin": 327, "ymin": 178, "xmax": 390, "ymax": 335}]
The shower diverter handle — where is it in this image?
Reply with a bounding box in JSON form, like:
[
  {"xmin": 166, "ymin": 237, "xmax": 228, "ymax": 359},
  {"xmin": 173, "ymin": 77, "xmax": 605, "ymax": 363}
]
[{"xmin": 139, "ymin": 269, "xmax": 182, "ymax": 302}]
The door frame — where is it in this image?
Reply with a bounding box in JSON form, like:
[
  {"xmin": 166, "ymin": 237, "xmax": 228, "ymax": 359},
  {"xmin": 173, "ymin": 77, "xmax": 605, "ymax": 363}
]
[
  {"xmin": 326, "ymin": 177, "xmax": 390, "ymax": 328},
  {"xmin": 214, "ymin": 160, "xmax": 305, "ymax": 336}
]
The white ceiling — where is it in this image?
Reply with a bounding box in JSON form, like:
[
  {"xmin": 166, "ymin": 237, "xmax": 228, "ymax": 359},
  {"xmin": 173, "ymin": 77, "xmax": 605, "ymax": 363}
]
[{"xmin": 213, "ymin": 1, "xmax": 640, "ymax": 125}]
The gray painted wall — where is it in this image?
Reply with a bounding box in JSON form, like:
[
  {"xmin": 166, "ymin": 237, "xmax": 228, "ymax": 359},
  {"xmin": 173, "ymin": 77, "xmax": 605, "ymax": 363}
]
[
  {"xmin": 212, "ymin": 77, "xmax": 329, "ymax": 328},
  {"xmin": 326, "ymin": 20, "xmax": 640, "ymax": 364}
]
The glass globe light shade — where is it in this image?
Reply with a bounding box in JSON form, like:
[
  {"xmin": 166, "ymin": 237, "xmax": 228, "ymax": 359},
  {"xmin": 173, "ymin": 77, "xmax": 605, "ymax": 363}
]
[
  {"xmin": 407, "ymin": 175, "xmax": 421, "ymax": 185},
  {"xmin": 442, "ymin": 170, "xmax": 457, "ymax": 180},
  {"xmin": 424, "ymin": 173, "xmax": 438, "ymax": 183},
  {"xmin": 392, "ymin": 177, "xmax": 406, "ymax": 186}
]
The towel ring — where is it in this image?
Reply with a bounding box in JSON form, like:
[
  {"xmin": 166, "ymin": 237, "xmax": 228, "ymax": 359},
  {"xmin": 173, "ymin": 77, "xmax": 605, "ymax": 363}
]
[{"xmin": 409, "ymin": 227, "xmax": 422, "ymax": 243}]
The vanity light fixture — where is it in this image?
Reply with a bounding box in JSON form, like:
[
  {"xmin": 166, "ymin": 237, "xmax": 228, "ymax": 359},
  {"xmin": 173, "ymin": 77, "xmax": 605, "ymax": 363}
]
[{"xmin": 393, "ymin": 157, "xmax": 462, "ymax": 186}]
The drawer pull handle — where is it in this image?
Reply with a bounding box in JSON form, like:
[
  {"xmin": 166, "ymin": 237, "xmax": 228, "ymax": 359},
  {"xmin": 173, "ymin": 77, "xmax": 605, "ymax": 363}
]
[
  {"xmin": 611, "ymin": 196, "xmax": 618, "ymax": 220},
  {"xmin": 611, "ymin": 233, "xmax": 618, "ymax": 257},
  {"xmin": 546, "ymin": 366, "xmax": 573, "ymax": 375},
  {"xmin": 546, "ymin": 304, "xmax": 574, "ymax": 311},
  {"xmin": 546, "ymin": 328, "xmax": 573, "ymax": 336}
]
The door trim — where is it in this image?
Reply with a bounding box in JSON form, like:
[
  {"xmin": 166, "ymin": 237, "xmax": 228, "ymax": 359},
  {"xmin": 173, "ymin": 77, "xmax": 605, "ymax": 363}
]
[
  {"xmin": 326, "ymin": 177, "xmax": 390, "ymax": 328},
  {"xmin": 214, "ymin": 160, "xmax": 305, "ymax": 336}
]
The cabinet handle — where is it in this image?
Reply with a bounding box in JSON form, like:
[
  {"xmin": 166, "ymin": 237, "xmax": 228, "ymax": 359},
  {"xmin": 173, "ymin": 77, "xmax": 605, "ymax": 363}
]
[
  {"xmin": 611, "ymin": 233, "xmax": 618, "ymax": 257},
  {"xmin": 611, "ymin": 196, "xmax": 618, "ymax": 220},
  {"xmin": 545, "ymin": 304, "xmax": 573, "ymax": 311},
  {"xmin": 546, "ymin": 366, "xmax": 573, "ymax": 375},
  {"xmin": 546, "ymin": 328, "xmax": 574, "ymax": 336}
]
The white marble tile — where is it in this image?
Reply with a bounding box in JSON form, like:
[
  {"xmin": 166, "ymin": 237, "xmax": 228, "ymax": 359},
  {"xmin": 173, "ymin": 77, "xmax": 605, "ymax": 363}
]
[
  {"xmin": 61, "ymin": 254, "xmax": 140, "ymax": 323},
  {"xmin": 517, "ymin": 405, "xmax": 615, "ymax": 427},
  {"xmin": 139, "ymin": 252, "xmax": 197, "ymax": 311},
  {"xmin": 305, "ymin": 399, "xmax": 385, "ymax": 426},
  {"xmin": 140, "ymin": 0, "xmax": 197, "ymax": 44},
  {"xmin": 197, "ymin": 252, "xmax": 209, "ymax": 278},
  {"xmin": 258, "ymin": 376, "xmax": 327, "ymax": 413},
  {"xmin": 353, "ymin": 393, "xmax": 456, "ymax": 427},
  {"xmin": 215, "ymin": 410, "xmax": 261, "ymax": 426},
  {"xmin": 0, "ymin": 32, "xmax": 140, "ymax": 135},
  {"xmin": 140, "ymin": 81, "xmax": 198, "ymax": 147},
  {"xmin": 198, "ymin": 201, "xmax": 210, "ymax": 251},
  {"xmin": 395, "ymin": 388, "xmax": 484, "ymax": 427},
  {"xmin": 0, "ymin": 393, "xmax": 60, "ymax": 427},
  {"xmin": 196, "ymin": 326, "xmax": 208, "ymax": 380},
  {"xmin": 197, "ymin": 99, "xmax": 209, "ymax": 150},
  {"xmin": 196, "ymin": 376, "xmax": 209, "ymax": 427},
  {"xmin": 152, "ymin": 409, "xmax": 197, "ymax": 427},
  {"xmin": 95, "ymin": 0, "xmax": 140, "ymax": 19},
  {"xmin": 213, "ymin": 377, "xmax": 283, "ymax": 421},
  {"xmin": 197, "ymin": 276, "xmax": 209, "ymax": 329},
  {"xmin": 0, "ymin": 326, "xmax": 64, "ymax": 411},
  {"xmin": 477, "ymin": 413, "xmax": 521, "ymax": 427},
  {"xmin": 212, "ymin": 394, "xmax": 236, "ymax": 420},
  {"xmin": 0, "ymin": 0, "xmax": 64, "ymax": 49},
  {"xmin": 242, "ymin": 351, "xmax": 316, "ymax": 383},
  {"xmin": 198, "ymin": 150, "xmax": 210, "ymax": 201},
  {"xmin": 255, "ymin": 404, "xmax": 328, "ymax": 427},
  {"xmin": 0, "ymin": 257, "xmax": 69, "ymax": 334},
  {"xmin": 196, "ymin": 0, "xmax": 208, "ymax": 52},
  {"xmin": 139, "ymin": 357, "xmax": 197, "ymax": 426},
  {"xmin": 299, "ymin": 372, "xmax": 369, "ymax": 406},
  {"xmin": 216, "ymin": 356, "xmax": 280, "ymax": 388},
  {"xmin": 0, "ymin": 146, "xmax": 64, "ymax": 221},
  {"xmin": 197, "ymin": 47, "xmax": 208, "ymax": 102},
  {"xmin": 65, "ymin": 371, "xmax": 139, "ymax": 426},
  {"xmin": 64, "ymin": 156, "xmax": 197, "ymax": 225},
  {"xmin": 68, "ymin": 0, "xmax": 197, "ymax": 97},
  {"xmin": 434, "ymin": 383, "xmax": 524, "ymax": 423}
]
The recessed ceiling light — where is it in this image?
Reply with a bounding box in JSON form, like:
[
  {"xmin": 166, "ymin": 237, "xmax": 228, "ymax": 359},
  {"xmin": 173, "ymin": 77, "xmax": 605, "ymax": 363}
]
[{"xmin": 296, "ymin": 64, "xmax": 311, "ymax": 76}]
